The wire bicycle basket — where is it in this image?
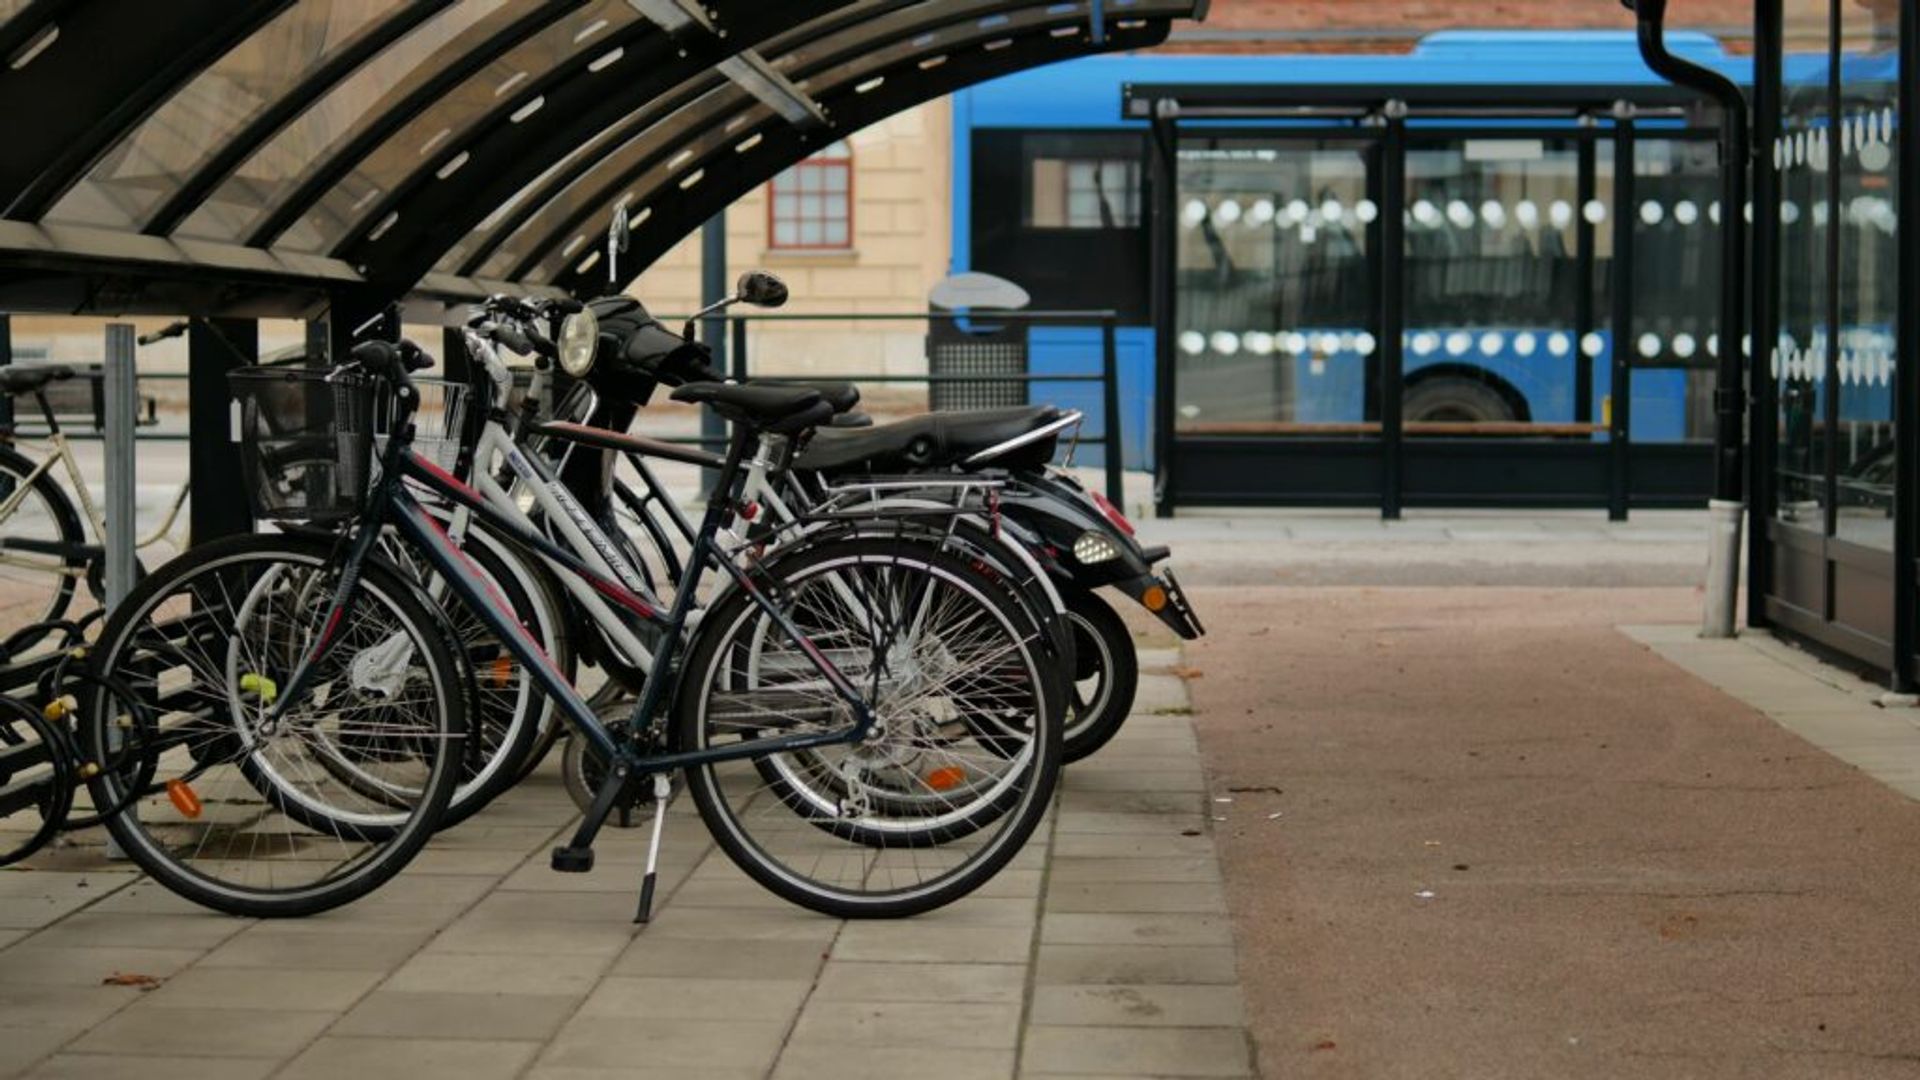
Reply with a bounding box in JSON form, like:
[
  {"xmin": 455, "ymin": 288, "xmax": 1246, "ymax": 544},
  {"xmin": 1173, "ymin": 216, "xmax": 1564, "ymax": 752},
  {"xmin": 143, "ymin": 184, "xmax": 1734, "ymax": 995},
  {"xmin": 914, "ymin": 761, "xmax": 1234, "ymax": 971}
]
[{"xmin": 228, "ymin": 366, "xmax": 375, "ymax": 524}]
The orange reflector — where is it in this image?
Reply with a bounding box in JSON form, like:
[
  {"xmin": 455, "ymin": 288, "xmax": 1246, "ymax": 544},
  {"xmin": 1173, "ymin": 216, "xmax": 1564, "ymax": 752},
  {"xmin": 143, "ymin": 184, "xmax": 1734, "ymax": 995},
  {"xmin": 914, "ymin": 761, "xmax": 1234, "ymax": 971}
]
[
  {"xmin": 1141, "ymin": 585, "xmax": 1168, "ymax": 612},
  {"xmin": 925, "ymin": 767, "xmax": 966, "ymax": 792},
  {"xmin": 166, "ymin": 780, "xmax": 202, "ymax": 820},
  {"xmin": 488, "ymin": 656, "xmax": 513, "ymax": 687}
]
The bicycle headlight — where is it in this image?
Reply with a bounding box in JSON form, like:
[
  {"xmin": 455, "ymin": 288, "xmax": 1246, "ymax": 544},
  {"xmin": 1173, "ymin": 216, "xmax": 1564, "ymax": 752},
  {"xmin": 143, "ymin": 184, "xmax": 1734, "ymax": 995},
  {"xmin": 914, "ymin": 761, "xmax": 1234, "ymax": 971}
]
[
  {"xmin": 558, "ymin": 307, "xmax": 598, "ymax": 378},
  {"xmin": 1073, "ymin": 530, "xmax": 1121, "ymax": 565}
]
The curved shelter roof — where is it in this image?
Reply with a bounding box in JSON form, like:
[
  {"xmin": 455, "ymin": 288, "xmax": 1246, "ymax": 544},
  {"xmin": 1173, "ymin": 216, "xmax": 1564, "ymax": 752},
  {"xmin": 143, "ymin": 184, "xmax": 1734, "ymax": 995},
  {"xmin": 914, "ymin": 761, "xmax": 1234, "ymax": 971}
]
[{"xmin": 0, "ymin": 0, "xmax": 1203, "ymax": 317}]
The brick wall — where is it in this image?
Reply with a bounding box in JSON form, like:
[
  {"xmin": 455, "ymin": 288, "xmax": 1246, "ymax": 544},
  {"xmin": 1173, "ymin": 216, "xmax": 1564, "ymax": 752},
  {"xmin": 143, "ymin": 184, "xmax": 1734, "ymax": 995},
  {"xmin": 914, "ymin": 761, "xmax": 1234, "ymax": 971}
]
[{"xmin": 1168, "ymin": 0, "xmax": 1753, "ymax": 51}]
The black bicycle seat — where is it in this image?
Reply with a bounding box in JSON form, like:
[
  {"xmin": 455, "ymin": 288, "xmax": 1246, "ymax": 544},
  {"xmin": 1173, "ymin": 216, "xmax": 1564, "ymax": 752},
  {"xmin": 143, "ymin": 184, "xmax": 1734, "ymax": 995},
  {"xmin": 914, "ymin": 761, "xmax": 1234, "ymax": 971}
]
[
  {"xmin": 746, "ymin": 379, "xmax": 860, "ymax": 414},
  {"xmin": 0, "ymin": 365, "xmax": 72, "ymax": 396},
  {"xmin": 671, "ymin": 382, "xmax": 831, "ymax": 435}
]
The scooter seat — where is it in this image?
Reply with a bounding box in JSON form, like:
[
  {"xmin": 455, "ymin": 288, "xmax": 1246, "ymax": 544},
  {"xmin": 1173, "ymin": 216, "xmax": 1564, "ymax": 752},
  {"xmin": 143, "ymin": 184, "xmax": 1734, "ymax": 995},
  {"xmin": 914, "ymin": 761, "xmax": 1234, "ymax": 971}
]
[
  {"xmin": 794, "ymin": 405, "xmax": 1063, "ymax": 473},
  {"xmin": 0, "ymin": 364, "xmax": 72, "ymax": 396}
]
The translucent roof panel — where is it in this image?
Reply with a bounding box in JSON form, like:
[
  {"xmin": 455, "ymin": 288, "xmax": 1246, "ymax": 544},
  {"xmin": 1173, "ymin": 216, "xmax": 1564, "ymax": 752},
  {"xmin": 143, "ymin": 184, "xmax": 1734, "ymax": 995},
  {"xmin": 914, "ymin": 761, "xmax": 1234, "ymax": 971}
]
[
  {"xmin": 514, "ymin": 0, "xmax": 1191, "ymax": 283},
  {"xmin": 279, "ymin": 0, "xmax": 649, "ymax": 255},
  {"xmin": 173, "ymin": 0, "xmax": 521, "ymax": 244},
  {"xmin": 43, "ymin": 1, "xmax": 404, "ymax": 232}
]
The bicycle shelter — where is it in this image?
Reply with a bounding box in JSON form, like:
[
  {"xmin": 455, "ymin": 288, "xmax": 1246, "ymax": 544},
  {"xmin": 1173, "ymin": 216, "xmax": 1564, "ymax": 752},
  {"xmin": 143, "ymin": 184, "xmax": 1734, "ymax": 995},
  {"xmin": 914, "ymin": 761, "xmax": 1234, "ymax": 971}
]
[{"xmin": 0, "ymin": 0, "xmax": 1206, "ymax": 543}]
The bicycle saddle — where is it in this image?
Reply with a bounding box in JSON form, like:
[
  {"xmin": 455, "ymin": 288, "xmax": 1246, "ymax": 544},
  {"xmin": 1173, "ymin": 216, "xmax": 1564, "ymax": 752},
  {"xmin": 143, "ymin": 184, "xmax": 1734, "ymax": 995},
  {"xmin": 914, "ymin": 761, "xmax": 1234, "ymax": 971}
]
[
  {"xmin": 746, "ymin": 379, "xmax": 860, "ymax": 413},
  {"xmin": 794, "ymin": 405, "xmax": 1064, "ymax": 473},
  {"xmin": 0, "ymin": 364, "xmax": 72, "ymax": 395},
  {"xmin": 671, "ymin": 382, "xmax": 832, "ymax": 435}
]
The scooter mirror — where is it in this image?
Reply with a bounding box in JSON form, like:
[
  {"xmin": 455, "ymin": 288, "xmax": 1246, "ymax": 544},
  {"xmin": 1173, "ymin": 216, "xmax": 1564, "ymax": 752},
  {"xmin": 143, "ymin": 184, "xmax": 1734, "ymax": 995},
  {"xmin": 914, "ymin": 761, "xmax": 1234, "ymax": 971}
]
[{"xmin": 735, "ymin": 270, "xmax": 789, "ymax": 309}]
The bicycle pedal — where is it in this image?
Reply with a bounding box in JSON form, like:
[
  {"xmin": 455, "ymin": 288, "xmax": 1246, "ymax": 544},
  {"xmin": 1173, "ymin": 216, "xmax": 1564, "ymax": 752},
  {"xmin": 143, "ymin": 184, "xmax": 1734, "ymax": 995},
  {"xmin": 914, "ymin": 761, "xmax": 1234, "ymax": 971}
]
[{"xmin": 550, "ymin": 846, "xmax": 595, "ymax": 873}]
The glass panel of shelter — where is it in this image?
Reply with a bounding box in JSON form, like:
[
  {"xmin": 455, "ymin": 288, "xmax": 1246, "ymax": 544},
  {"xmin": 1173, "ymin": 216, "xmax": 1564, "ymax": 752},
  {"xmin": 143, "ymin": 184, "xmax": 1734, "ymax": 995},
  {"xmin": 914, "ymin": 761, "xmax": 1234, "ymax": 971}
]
[
  {"xmin": 1774, "ymin": 0, "xmax": 1833, "ymax": 530},
  {"xmin": 172, "ymin": 0, "xmax": 516, "ymax": 244},
  {"xmin": 285, "ymin": 0, "xmax": 644, "ymax": 254},
  {"xmin": 1631, "ymin": 135, "xmax": 1723, "ymax": 445},
  {"xmin": 1833, "ymin": 0, "xmax": 1899, "ymax": 550},
  {"xmin": 1402, "ymin": 136, "xmax": 1589, "ymax": 435},
  {"xmin": 43, "ymin": 0, "xmax": 405, "ymax": 232},
  {"xmin": 1172, "ymin": 135, "xmax": 1376, "ymax": 437}
]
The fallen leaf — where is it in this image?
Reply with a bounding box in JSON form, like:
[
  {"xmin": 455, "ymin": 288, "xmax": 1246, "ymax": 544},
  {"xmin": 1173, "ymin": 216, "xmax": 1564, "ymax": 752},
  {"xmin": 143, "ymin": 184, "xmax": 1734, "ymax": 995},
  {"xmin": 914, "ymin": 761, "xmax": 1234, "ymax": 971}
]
[
  {"xmin": 1312, "ymin": 1040, "xmax": 1338, "ymax": 1052},
  {"xmin": 102, "ymin": 973, "xmax": 163, "ymax": 991},
  {"xmin": 1169, "ymin": 665, "xmax": 1205, "ymax": 680}
]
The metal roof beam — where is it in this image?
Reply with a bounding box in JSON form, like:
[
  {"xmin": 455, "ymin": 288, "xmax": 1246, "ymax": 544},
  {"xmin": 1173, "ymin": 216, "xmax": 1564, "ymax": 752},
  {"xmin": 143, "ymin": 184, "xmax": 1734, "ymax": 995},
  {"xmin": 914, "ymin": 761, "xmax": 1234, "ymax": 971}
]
[{"xmin": 717, "ymin": 51, "xmax": 829, "ymax": 128}]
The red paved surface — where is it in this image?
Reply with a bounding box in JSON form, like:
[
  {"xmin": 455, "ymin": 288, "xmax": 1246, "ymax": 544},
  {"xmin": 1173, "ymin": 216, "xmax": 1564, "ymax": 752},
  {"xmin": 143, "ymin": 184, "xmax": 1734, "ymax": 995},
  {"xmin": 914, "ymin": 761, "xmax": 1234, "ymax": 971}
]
[{"xmin": 1183, "ymin": 586, "xmax": 1920, "ymax": 1079}]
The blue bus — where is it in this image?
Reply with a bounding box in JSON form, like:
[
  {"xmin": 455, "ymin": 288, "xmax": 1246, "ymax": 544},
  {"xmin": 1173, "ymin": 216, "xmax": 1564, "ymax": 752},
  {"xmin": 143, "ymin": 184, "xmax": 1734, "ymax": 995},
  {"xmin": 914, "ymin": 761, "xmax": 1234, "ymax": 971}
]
[{"xmin": 947, "ymin": 32, "xmax": 1863, "ymax": 508}]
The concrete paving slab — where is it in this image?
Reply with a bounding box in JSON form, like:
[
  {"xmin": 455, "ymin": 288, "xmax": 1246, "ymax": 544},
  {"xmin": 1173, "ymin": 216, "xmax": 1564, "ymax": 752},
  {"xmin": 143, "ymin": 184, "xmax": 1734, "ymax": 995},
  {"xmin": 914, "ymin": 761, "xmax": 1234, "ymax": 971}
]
[
  {"xmin": 277, "ymin": 1037, "xmax": 540, "ymax": 1080},
  {"xmin": 65, "ymin": 1004, "xmax": 336, "ymax": 1060},
  {"xmin": 23, "ymin": 1054, "xmax": 277, "ymax": 1080},
  {"xmin": 1021, "ymin": 1024, "xmax": 1255, "ymax": 1077}
]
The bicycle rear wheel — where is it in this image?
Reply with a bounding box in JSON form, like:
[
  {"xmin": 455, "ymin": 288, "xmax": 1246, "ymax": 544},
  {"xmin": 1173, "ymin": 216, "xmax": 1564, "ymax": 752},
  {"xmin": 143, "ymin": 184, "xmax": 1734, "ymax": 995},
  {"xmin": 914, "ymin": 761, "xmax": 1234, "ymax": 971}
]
[
  {"xmin": 82, "ymin": 534, "xmax": 465, "ymax": 917},
  {"xmin": 0, "ymin": 695, "xmax": 73, "ymax": 867},
  {"xmin": 677, "ymin": 537, "xmax": 1061, "ymax": 918}
]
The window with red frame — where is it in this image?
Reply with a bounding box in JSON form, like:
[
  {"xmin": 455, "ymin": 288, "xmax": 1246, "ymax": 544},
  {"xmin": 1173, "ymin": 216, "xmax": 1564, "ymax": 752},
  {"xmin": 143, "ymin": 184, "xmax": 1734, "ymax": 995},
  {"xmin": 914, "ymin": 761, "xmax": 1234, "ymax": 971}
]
[{"xmin": 768, "ymin": 141, "xmax": 852, "ymax": 249}]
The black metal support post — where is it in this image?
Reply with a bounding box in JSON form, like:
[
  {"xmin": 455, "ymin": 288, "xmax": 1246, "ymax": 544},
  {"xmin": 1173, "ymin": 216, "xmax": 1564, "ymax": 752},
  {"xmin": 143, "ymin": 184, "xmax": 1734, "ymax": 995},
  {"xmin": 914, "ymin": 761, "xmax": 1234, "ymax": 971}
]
[
  {"xmin": 699, "ymin": 213, "xmax": 727, "ymax": 497},
  {"xmin": 188, "ymin": 318, "xmax": 256, "ymax": 544},
  {"xmin": 0, "ymin": 315, "xmax": 12, "ymax": 431},
  {"xmin": 305, "ymin": 319, "xmax": 329, "ymax": 365},
  {"xmin": 1379, "ymin": 103, "xmax": 1408, "ymax": 520},
  {"xmin": 1575, "ymin": 133, "xmax": 1598, "ymax": 425},
  {"xmin": 730, "ymin": 316, "xmax": 749, "ymax": 381},
  {"xmin": 1608, "ymin": 110, "xmax": 1635, "ymax": 522},
  {"xmin": 1100, "ymin": 315, "xmax": 1123, "ymax": 507},
  {"xmin": 441, "ymin": 325, "xmax": 469, "ymax": 383},
  {"xmin": 1894, "ymin": 0, "xmax": 1918, "ymax": 689},
  {"xmin": 1746, "ymin": 0, "xmax": 1781, "ymax": 632},
  {"xmin": 1147, "ymin": 104, "xmax": 1178, "ymax": 518}
]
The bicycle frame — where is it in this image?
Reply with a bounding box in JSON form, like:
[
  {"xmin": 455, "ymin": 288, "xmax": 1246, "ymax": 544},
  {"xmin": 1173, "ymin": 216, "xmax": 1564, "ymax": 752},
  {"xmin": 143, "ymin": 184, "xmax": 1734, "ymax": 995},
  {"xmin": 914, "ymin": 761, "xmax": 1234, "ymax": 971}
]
[{"xmin": 268, "ymin": 375, "xmax": 877, "ymax": 827}]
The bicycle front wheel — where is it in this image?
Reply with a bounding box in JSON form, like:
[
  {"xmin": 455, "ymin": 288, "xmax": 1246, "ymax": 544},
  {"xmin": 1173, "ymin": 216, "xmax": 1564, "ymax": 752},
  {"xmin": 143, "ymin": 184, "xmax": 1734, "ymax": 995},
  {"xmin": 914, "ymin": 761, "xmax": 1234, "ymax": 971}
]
[
  {"xmin": 677, "ymin": 537, "xmax": 1062, "ymax": 918},
  {"xmin": 83, "ymin": 534, "xmax": 466, "ymax": 918},
  {"xmin": 0, "ymin": 444, "xmax": 86, "ymax": 651}
]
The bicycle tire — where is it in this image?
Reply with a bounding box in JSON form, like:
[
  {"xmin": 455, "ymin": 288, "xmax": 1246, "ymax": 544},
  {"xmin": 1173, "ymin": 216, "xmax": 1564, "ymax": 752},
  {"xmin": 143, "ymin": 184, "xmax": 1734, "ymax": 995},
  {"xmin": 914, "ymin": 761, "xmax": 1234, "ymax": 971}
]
[
  {"xmin": 677, "ymin": 537, "xmax": 1061, "ymax": 918},
  {"xmin": 0, "ymin": 444, "xmax": 87, "ymax": 648},
  {"xmin": 82, "ymin": 534, "xmax": 466, "ymax": 918},
  {"xmin": 0, "ymin": 695, "xmax": 73, "ymax": 867}
]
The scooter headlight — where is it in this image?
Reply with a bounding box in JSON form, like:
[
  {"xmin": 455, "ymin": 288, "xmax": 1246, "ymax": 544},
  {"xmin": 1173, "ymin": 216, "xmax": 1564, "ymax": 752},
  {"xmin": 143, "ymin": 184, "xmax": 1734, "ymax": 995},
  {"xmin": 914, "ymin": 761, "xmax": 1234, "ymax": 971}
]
[
  {"xmin": 558, "ymin": 307, "xmax": 598, "ymax": 377},
  {"xmin": 1073, "ymin": 530, "xmax": 1122, "ymax": 565}
]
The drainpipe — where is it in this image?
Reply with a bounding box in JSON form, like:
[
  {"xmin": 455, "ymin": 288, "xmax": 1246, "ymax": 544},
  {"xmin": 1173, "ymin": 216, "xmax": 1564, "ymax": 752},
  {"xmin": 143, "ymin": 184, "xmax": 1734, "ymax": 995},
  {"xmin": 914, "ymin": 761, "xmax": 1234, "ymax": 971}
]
[{"xmin": 1625, "ymin": 0, "xmax": 1749, "ymax": 637}]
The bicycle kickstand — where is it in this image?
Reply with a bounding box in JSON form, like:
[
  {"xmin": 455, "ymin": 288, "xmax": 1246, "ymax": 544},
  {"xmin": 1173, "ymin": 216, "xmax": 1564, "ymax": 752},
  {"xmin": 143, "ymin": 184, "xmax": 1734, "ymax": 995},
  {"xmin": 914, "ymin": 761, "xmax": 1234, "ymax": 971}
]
[
  {"xmin": 635, "ymin": 773, "xmax": 673, "ymax": 924},
  {"xmin": 551, "ymin": 762, "xmax": 635, "ymax": 874}
]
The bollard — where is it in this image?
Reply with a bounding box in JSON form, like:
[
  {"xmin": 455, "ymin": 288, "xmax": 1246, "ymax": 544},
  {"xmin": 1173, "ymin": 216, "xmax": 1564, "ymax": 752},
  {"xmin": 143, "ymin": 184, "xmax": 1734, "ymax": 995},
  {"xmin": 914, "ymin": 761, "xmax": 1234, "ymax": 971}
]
[{"xmin": 1701, "ymin": 499, "xmax": 1743, "ymax": 639}]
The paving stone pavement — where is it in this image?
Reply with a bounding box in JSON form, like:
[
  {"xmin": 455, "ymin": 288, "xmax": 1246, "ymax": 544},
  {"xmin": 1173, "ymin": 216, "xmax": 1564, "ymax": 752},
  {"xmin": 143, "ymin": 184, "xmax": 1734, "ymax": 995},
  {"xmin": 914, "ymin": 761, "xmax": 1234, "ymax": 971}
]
[{"xmin": 0, "ymin": 654, "xmax": 1253, "ymax": 1080}]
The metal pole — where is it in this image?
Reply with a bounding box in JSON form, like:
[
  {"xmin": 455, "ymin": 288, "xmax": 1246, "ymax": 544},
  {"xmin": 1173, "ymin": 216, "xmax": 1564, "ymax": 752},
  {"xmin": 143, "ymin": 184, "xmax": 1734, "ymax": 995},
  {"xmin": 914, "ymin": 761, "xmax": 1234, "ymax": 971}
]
[
  {"xmin": 1380, "ymin": 102, "xmax": 1408, "ymax": 520},
  {"xmin": 1100, "ymin": 315, "xmax": 1123, "ymax": 507},
  {"xmin": 730, "ymin": 316, "xmax": 749, "ymax": 381},
  {"xmin": 1893, "ymin": 0, "xmax": 1919, "ymax": 688},
  {"xmin": 699, "ymin": 214, "xmax": 727, "ymax": 496},
  {"xmin": 0, "ymin": 315, "xmax": 12, "ymax": 432},
  {"xmin": 102, "ymin": 324, "xmax": 137, "ymax": 609},
  {"xmin": 1746, "ymin": 0, "xmax": 1781, "ymax": 632},
  {"xmin": 1574, "ymin": 132, "xmax": 1598, "ymax": 425},
  {"xmin": 1608, "ymin": 107, "xmax": 1635, "ymax": 522},
  {"xmin": 1148, "ymin": 103, "xmax": 1178, "ymax": 518}
]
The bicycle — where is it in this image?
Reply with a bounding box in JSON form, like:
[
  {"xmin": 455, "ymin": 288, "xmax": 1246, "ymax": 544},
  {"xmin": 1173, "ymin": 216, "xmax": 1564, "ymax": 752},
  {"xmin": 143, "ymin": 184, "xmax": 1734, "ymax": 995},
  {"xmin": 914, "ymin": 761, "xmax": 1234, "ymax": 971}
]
[
  {"xmin": 0, "ymin": 615, "xmax": 158, "ymax": 868},
  {"xmin": 0, "ymin": 361, "xmax": 190, "ymax": 653},
  {"xmin": 83, "ymin": 296, "xmax": 1063, "ymax": 921}
]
